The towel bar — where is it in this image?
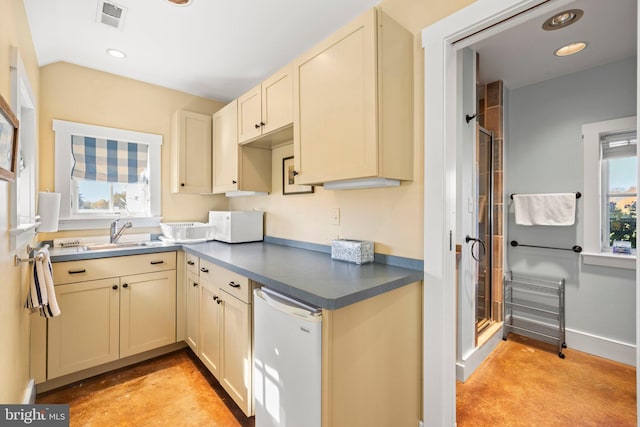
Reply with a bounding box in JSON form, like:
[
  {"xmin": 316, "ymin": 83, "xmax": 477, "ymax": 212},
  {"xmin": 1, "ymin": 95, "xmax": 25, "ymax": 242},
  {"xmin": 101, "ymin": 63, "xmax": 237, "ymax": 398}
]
[
  {"xmin": 14, "ymin": 244, "xmax": 50, "ymax": 267},
  {"xmin": 510, "ymin": 191, "xmax": 581, "ymax": 200},
  {"xmin": 510, "ymin": 240, "xmax": 582, "ymax": 253}
]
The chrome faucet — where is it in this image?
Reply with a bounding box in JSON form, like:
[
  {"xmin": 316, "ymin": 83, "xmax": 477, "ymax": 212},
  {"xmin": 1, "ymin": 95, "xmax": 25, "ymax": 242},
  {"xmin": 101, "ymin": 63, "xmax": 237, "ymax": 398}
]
[{"xmin": 110, "ymin": 218, "xmax": 133, "ymax": 243}]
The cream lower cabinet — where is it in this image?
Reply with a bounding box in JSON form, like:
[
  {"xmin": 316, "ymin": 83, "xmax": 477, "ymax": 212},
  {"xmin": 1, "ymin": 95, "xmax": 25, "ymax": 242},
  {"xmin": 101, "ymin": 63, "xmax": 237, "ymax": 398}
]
[
  {"xmin": 47, "ymin": 252, "xmax": 177, "ymax": 380},
  {"xmin": 185, "ymin": 271, "xmax": 200, "ymax": 353},
  {"xmin": 194, "ymin": 258, "xmax": 253, "ymax": 416}
]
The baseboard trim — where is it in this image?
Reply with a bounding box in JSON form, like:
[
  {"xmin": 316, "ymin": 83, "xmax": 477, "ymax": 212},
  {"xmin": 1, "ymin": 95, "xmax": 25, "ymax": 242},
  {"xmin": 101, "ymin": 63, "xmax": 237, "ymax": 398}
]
[
  {"xmin": 22, "ymin": 379, "xmax": 36, "ymax": 404},
  {"xmin": 566, "ymin": 328, "xmax": 636, "ymax": 366},
  {"xmin": 36, "ymin": 342, "xmax": 187, "ymax": 393},
  {"xmin": 456, "ymin": 323, "xmax": 503, "ymax": 382}
]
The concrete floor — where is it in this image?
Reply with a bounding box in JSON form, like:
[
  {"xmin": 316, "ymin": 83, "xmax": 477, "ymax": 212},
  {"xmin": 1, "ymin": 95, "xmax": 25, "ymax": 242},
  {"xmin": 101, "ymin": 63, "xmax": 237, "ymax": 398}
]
[
  {"xmin": 457, "ymin": 334, "xmax": 637, "ymax": 426},
  {"xmin": 37, "ymin": 349, "xmax": 254, "ymax": 427}
]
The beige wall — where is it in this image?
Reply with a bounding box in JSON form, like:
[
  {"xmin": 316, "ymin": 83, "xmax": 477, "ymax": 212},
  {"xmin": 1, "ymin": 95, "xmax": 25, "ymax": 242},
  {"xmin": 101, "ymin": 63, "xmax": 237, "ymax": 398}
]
[
  {"xmin": 38, "ymin": 62, "xmax": 228, "ymax": 241},
  {"xmin": 0, "ymin": 0, "xmax": 41, "ymax": 403},
  {"xmin": 229, "ymin": 0, "xmax": 475, "ymax": 259}
]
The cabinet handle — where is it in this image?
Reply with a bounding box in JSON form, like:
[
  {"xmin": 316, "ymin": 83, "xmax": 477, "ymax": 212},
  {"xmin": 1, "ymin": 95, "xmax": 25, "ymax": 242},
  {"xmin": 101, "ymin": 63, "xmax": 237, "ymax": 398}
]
[
  {"xmin": 112, "ymin": 285, "xmax": 118, "ymax": 290},
  {"xmin": 200, "ymin": 267, "xmax": 209, "ymax": 273},
  {"xmin": 254, "ymin": 123, "xmax": 260, "ymax": 129},
  {"xmin": 68, "ymin": 269, "xmax": 86, "ymax": 274},
  {"xmin": 122, "ymin": 283, "xmax": 129, "ymax": 288},
  {"xmin": 232, "ymin": 180, "xmax": 237, "ymax": 184},
  {"xmin": 228, "ymin": 281, "xmax": 240, "ymax": 288},
  {"xmin": 193, "ymin": 282, "xmax": 199, "ymax": 287},
  {"xmin": 187, "ymin": 260, "xmax": 195, "ymax": 266},
  {"xmin": 150, "ymin": 260, "xmax": 164, "ymax": 265},
  {"xmin": 292, "ymin": 170, "xmax": 299, "ymax": 176},
  {"xmin": 181, "ymin": 183, "xmax": 185, "ymax": 187},
  {"xmin": 260, "ymin": 121, "xmax": 265, "ymax": 127},
  {"xmin": 217, "ymin": 299, "xmax": 222, "ymax": 304},
  {"xmin": 213, "ymin": 295, "xmax": 218, "ymax": 301}
]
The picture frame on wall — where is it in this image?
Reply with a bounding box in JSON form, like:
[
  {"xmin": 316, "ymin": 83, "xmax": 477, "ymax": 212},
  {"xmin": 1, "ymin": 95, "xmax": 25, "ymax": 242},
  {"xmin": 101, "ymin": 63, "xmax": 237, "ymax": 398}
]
[
  {"xmin": 283, "ymin": 156, "xmax": 313, "ymax": 195},
  {"xmin": 0, "ymin": 92, "xmax": 19, "ymax": 182}
]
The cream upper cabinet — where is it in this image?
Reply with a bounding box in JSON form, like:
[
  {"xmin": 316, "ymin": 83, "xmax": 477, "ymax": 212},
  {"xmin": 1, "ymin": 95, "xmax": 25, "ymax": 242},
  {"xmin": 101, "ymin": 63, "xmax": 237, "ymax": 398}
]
[
  {"xmin": 292, "ymin": 8, "xmax": 414, "ymax": 185},
  {"xmin": 171, "ymin": 110, "xmax": 212, "ymax": 193},
  {"xmin": 212, "ymin": 100, "xmax": 271, "ymax": 195},
  {"xmin": 238, "ymin": 64, "xmax": 292, "ymax": 144}
]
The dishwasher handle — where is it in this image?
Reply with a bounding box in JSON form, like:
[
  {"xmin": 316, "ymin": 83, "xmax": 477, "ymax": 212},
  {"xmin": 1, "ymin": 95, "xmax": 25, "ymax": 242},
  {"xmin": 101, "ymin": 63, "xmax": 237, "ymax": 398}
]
[{"xmin": 255, "ymin": 288, "xmax": 322, "ymax": 320}]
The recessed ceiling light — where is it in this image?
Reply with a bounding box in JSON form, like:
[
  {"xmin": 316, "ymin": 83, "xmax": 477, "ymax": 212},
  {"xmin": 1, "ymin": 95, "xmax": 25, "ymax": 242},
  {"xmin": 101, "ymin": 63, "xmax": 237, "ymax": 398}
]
[
  {"xmin": 554, "ymin": 42, "xmax": 587, "ymax": 57},
  {"xmin": 542, "ymin": 9, "xmax": 584, "ymax": 31},
  {"xmin": 106, "ymin": 48, "xmax": 127, "ymax": 58},
  {"xmin": 167, "ymin": 0, "xmax": 192, "ymax": 6}
]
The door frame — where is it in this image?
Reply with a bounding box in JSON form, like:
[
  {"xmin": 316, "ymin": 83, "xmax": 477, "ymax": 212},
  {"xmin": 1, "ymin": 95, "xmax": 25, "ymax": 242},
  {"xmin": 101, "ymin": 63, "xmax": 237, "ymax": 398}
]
[{"xmin": 420, "ymin": 0, "xmax": 640, "ymax": 425}]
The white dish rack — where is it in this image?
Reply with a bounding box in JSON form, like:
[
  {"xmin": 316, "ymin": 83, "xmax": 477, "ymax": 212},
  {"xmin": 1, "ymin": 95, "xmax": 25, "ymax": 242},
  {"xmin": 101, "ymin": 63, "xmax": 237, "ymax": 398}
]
[{"xmin": 160, "ymin": 222, "xmax": 215, "ymax": 243}]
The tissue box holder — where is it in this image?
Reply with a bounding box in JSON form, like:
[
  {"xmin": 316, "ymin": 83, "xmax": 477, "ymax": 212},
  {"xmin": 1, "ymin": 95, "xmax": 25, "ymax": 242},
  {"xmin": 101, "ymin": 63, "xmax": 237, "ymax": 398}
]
[{"xmin": 331, "ymin": 239, "xmax": 374, "ymax": 264}]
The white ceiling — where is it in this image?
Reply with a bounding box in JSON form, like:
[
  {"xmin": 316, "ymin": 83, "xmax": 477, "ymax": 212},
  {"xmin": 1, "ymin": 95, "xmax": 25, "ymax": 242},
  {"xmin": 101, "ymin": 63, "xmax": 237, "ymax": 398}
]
[
  {"xmin": 22, "ymin": 0, "xmax": 638, "ymax": 102},
  {"xmin": 473, "ymin": 0, "xmax": 637, "ymax": 89},
  {"xmin": 23, "ymin": 0, "xmax": 380, "ymax": 101}
]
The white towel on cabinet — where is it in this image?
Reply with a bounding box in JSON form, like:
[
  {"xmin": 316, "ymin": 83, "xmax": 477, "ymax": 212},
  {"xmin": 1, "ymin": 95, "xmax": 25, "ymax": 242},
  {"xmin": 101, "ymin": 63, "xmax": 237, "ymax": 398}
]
[
  {"xmin": 24, "ymin": 247, "xmax": 61, "ymax": 318},
  {"xmin": 513, "ymin": 193, "xmax": 576, "ymax": 226}
]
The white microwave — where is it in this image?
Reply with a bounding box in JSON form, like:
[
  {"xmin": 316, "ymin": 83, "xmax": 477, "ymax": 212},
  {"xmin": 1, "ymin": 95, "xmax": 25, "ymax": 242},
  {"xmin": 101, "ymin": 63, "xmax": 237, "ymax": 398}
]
[{"xmin": 208, "ymin": 211, "xmax": 264, "ymax": 243}]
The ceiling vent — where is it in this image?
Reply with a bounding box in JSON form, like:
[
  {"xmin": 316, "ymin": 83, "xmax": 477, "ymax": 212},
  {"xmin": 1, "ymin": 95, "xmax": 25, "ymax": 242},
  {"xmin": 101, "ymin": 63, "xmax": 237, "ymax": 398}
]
[{"xmin": 96, "ymin": 1, "xmax": 127, "ymax": 30}]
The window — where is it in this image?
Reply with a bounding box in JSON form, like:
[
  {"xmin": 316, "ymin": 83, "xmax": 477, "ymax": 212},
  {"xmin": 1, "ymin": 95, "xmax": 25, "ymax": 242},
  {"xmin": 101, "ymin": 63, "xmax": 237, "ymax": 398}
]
[
  {"xmin": 601, "ymin": 131, "xmax": 637, "ymax": 253},
  {"xmin": 9, "ymin": 47, "xmax": 38, "ymax": 250},
  {"xmin": 53, "ymin": 120, "xmax": 162, "ymax": 230},
  {"xmin": 582, "ymin": 116, "xmax": 637, "ymax": 269}
]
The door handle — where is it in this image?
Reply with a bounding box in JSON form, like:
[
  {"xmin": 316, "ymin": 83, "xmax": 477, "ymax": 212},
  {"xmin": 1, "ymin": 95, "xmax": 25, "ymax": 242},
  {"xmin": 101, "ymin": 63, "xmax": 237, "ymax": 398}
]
[{"xmin": 465, "ymin": 235, "xmax": 487, "ymax": 262}]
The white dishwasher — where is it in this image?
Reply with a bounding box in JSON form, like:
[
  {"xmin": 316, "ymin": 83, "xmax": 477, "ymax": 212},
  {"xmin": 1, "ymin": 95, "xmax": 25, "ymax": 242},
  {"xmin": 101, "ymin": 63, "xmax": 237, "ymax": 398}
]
[{"xmin": 253, "ymin": 288, "xmax": 322, "ymax": 427}]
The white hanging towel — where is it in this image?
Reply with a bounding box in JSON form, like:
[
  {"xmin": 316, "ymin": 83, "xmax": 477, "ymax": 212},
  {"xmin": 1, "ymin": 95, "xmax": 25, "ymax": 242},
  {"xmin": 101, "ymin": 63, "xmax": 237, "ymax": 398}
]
[
  {"xmin": 513, "ymin": 193, "xmax": 577, "ymax": 226},
  {"xmin": 24, "ymin": 247, "xmax": 61, "ymax": 318}
]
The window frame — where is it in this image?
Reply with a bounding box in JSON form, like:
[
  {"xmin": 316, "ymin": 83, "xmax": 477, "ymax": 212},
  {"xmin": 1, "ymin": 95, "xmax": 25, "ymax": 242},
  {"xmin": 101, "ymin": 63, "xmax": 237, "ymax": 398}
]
[
  {"xmin": 53, "ymin": 119, "xmax": 162, "ymax": 230},
  {"xmin": 582, "ymin": 115, "xmax": 637, "ymax": 269}
]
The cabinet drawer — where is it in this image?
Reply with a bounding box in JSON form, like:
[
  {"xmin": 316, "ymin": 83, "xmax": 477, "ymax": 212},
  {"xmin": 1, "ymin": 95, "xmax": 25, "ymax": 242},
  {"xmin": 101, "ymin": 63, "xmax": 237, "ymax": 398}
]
[
  {"xmin": 185, "ymin": 252, "xmax": 200, "ymax": 274},
  {"xmin": 53, "ymin": 252, "xmax": 177, "ymax": 285},
  {"xmin": 213, "ymin": 265, "xmax": 251, "ymax": 303}
]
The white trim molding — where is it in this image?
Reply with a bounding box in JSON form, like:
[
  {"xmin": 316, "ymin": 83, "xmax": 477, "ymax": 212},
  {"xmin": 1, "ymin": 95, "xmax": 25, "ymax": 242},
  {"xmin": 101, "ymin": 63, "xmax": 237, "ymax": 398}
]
[
  {"xmin": 52, "ymin": 119, "xmax": 162, "ymax": 229},
  {"xmin": 567, "ymin": 328, "xmax": 636, "ymax": 367}
]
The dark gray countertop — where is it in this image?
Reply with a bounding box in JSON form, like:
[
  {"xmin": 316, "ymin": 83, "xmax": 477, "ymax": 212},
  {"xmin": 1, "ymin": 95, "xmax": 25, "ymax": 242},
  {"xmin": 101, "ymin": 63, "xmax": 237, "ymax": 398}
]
[
  {"xmin": 49, "ymin": 240, "xmax": 423, "ymax": 310},
  {"xmin": 183, "ymin": 241, "xmax": 423, "ymax": 309}
]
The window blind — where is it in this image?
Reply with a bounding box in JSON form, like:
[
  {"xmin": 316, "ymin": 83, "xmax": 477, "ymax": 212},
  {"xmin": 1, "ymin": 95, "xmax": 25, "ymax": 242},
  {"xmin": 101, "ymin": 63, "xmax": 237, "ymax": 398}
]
[
  {"xmin": 71, "ymin": 135, "xmax": 148, "ymax": 183},
  {"xmin": 601, "ymin": 131, "xmax": 637, "ymax": 160}
]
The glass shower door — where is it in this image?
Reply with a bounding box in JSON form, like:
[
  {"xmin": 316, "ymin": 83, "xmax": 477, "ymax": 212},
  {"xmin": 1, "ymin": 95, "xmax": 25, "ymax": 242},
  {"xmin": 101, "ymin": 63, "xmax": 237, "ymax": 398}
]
[{"xmin": 476, "ymin": 127, "xmax": 493, "ymax": 334}]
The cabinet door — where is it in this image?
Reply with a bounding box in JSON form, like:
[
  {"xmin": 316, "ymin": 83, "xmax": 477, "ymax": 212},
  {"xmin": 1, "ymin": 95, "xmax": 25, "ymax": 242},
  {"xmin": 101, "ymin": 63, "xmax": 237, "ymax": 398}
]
[
  {"xmin": 199, "ymin": 281, "xmax": 221, "ymax": 378},
  {"xmin": 185, "ymin": 271, "xmax": 200, "ymax": 353},
  {"xmin": 219, "ymin": 290, "xmax": 252, "ymax": 416},
  {"xmin": 172, "ymin": 110, "xmax": 212, "ymax": 193},
  {"xmin": 293, "ymin": 9, "xmax": 377, "ymax": 184},
  {"xmin": 120, "ymin": 270, "xmax": 177, "ymax": 358},
  {"xmin": 261, "ymin": 64, "xmax": 293, "ymax": 135},
  {"xmin": 212, "ymin": 100, "xmax": 239, "ymax": 194},
  {"xmin": 47, "ymin": 278, "xmax": 120, "ymax": 379},
  {"xmin": 237, "ymin": 85, "xmax": 262, "ymax": 144}
]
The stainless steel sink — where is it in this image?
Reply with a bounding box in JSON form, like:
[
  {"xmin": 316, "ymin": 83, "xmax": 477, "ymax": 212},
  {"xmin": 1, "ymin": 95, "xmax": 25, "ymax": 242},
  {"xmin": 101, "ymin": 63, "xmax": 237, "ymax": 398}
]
[{"xmin": 80, "ymin": 241, "xmax": 153, "ymax": 251}]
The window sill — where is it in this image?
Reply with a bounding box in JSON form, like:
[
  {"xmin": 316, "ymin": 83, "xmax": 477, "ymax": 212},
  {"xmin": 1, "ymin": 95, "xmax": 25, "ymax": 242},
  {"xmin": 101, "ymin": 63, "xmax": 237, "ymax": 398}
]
[
  {"xmin": 582, "ymin": 252, "xmax": 636, "ymax": 270},
  {"xmin": 57, "ymin": 216, "xmax": 162, "ymax": 231}
]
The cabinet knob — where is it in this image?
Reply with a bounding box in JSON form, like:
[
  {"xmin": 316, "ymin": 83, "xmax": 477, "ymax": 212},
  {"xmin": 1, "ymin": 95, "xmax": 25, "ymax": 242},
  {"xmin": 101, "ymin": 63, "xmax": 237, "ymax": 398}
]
[
  {"xmin": 112, "ymin": 285, "xmax": 118, "ymax": 290},
  {"xmin": 187, "ymin": 260, "xmax": 195, "ymax": 266},
  {"xmin": 228, "ymin": 281, "xmax": 240, "ymax": 289},
  {"xmin": 200, "ymin": 267, "xmax": 209, "ymax": 273},
  {"xmin": 232, "ymin": 180, "xmax": 237, "ymax": 184},
  {"xmin": 213, "ymin": 295, "xmax": 218, "ymax": 301},
  {"xmin": 122, "ymin": 283, "xmax": 129, "ymax": 288},
  {"xmin": 217, "ymin": 299, "xmax": 222, "ymax": 304},
  {"xmin": 193, "ymin": 282, "xmax": 199, "ymax": 287},
  {"xmin": 254, "ymin": 123, "xmax": 260, "ymax": 129},
  {"xmin": 181, "ymin": 183, "xmax": 185, "ymax": 187},
  {"xmin": 260, "ymin": 121, "xmax": 265, "ymax": 127},
  {"xmin": 292, "ymin": 170, "xmax": 299, "ymax": 177}
]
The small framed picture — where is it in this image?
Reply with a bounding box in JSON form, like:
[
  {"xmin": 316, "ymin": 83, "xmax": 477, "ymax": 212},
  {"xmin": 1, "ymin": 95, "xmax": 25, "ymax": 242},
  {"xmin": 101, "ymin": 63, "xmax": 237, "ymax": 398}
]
[
  {"xmin": 283, "ymin": 156, "xmax": 313, "ymax": 195},
  {"xmin": 0, "ymin": 92, "xmax": 19, "ymax": 182}
]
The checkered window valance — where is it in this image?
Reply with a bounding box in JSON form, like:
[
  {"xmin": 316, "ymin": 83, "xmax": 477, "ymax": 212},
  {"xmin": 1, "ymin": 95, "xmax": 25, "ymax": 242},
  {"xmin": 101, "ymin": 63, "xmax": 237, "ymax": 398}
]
[{"xmin": 71, "ymin": 135, "xmax": 149, "ymax": 183}]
